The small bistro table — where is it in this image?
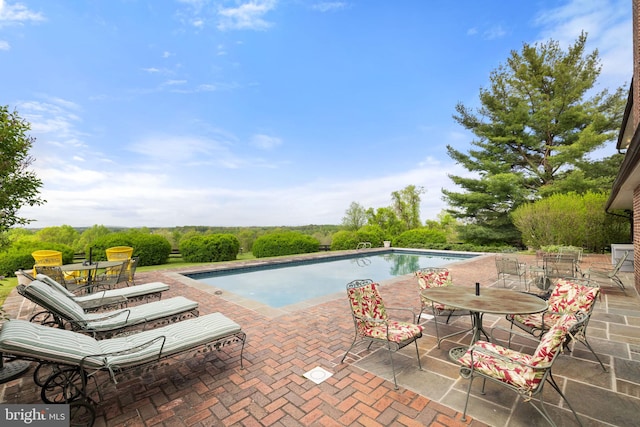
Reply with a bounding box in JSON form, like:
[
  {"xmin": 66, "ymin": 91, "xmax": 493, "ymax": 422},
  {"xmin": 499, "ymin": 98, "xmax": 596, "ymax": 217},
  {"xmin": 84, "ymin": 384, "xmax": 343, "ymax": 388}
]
[{"xmin": 421, "ymin": 286, "xmax": 548, "ymax": 359}]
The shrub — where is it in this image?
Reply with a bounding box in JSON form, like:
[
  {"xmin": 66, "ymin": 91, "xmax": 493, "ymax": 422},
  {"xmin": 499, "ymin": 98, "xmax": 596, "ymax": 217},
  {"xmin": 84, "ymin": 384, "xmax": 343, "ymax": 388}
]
[
  {"xmin": 0, "ymin": 242, "xmax": 75, "ymax": 277},
  {"xmin": 394, "ymin": 228, "xmax": 447, "ymax": 248},
  {"xmin": 512, "ymin": 191, "xmax": 630, "ymax": 252},
  {"xmin": 252, "ymin": 232, "xmax": 319, "ymax": 258},
  {"xmin": 180, "ymin": 234, "xmax": 240, "ymax": 262},
  {"xmin": 330, "ymin": 226, "xmax": 387, "ymax": 250},
  {"xmin": 90, "ymin": 231, "xmax": 171, "ymax": 266}
]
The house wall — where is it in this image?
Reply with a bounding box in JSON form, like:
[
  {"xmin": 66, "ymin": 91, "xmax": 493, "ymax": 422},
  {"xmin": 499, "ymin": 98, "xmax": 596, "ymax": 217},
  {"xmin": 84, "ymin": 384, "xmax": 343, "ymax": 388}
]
[
  {"xmin": 635, "ymin": 186, "xmax": 640, "ymax": 292},
  {"xmin": 634, "ymin": 0, "xmax": 640, "ymax": 293}
]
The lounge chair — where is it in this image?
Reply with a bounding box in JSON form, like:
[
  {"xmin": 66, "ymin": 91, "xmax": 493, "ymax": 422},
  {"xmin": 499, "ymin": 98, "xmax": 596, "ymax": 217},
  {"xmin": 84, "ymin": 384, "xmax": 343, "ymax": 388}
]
[
  {"xmin": 583, "ymin": 250, "xmax": 628, "ymax": 291},
  {"xmin": 33, "ymin": 272, "xmax": 169, "ymax": 312},
  {"xmin": 0, "ymin": 313, "xmax": 246, "ymax": 426},
  {"xmin": 456, "ymin": 313, "xmax": 585, "ymax": 426},
  {"xmin": 18, "ymin": 280, "xmax": 199, "ymax": 339},
  {"xmin": 506, "ymin": 278, "xmax": 605, "ymax": 371},
  {"xmin": 341, "ymin": 279, "xmax": 423, "ymax": 389}
]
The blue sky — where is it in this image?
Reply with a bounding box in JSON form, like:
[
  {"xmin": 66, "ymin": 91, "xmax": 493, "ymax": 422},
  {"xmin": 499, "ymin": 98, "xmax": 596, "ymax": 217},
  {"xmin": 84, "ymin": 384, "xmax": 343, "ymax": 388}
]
[{"xmin": 1, "ymin": 0, "xmax": 632, "ymax": 228}]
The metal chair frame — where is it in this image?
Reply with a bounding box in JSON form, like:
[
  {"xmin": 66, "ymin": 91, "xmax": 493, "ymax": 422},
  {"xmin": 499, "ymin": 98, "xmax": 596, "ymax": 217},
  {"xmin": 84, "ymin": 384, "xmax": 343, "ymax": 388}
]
[{"xmin": 341, "ymin": 279, "xmax": 423, "ymax": 389}]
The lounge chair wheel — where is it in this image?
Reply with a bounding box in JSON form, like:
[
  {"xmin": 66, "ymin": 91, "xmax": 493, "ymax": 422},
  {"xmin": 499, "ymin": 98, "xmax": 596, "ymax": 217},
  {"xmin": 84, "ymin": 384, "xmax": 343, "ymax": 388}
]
[
  {"xmin": 41, "ymin": 367, "xmax": 87, "ymax": 404},
  {"xmin": 29, "ymin": 310, "xmax": 59, "ymax": 327},
  {"xmin": 33, "ymin": 362, "xmax": 61, "ymax": 387},
  {"xmin": 69, "ymin": 400, "xmax": 96, "ymax": 427}
]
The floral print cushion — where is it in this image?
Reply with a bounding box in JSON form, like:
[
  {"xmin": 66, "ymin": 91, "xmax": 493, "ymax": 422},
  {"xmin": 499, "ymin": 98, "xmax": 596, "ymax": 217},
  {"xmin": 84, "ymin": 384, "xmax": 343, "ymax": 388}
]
[
  {"xmin": 347, "ymin": 282, "xmax": 423, "ymax": 342},
  {"xmin": 347, "ymin": 281, "xmax": 388, "ymax": 322},
  {"xmin": 416, "ymin": 269, "xmax": 454, "ymax": 311},
  {"xmin": 531, "ymin": 314, "xmax": 577, "ymax": 365},
  {"xmin": 364, "ymin": 320, "xmax": 424, "ymax": 343},
  {"xmin": 548, "ymin": 279, "xmax": 599, "ymax": 313},
  {"xmin": 511, "ymin": 279, "xmax": 597, "ymax": 330},
  {"xmin": 458, "ymin": 314, "xmax": 576, "ymax": 392}
]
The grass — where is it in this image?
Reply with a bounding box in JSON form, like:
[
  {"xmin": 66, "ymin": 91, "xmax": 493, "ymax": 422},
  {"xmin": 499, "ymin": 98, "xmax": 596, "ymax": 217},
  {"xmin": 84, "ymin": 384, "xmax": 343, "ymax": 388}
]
[{"xmin": 0, "ymin": 252, "xmax": 259, "ymax": 308}]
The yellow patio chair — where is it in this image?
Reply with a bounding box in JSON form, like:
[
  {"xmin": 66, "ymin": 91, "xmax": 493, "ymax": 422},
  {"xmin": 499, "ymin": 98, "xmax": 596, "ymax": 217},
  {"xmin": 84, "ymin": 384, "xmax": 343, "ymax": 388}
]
[{"xmin": 31, "ymin": 250, "xmax": 63, "ymax": 276}]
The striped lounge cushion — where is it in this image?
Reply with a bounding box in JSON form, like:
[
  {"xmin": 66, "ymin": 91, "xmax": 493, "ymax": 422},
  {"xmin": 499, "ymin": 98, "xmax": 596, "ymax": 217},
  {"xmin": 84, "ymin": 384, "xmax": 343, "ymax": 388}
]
[
  {"xmin": 0, "ymin": 313, "xmax": 242, "ymax": 371},
  {"xmin": 72, "ymin": 282, "xmax": 170, "ymax": 305},
  {"xmin": 24, "ymin": 280, "xmax": 87, "ymax": 323},
  {"xmin": 82, "ymin": 296, "xmax": 198, "ymax": 332}
]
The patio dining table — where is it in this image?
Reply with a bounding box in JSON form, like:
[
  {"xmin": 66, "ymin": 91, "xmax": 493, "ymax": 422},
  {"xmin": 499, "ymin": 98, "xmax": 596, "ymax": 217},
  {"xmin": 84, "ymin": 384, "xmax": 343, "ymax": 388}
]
[
  {"xmin": 421, "ymin": 285, "xmax": 548, "ymax": 360},
  {"xmin": 60, "ymin": 260, "xmax": 125, "ymax": 288}
]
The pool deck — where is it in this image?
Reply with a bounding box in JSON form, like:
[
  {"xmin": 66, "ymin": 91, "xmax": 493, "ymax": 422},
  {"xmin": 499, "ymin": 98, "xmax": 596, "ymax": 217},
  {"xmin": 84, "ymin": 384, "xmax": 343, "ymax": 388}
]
[{"xmin": 1, "ymin": 250, "xmax": 639, "ymax": 426}]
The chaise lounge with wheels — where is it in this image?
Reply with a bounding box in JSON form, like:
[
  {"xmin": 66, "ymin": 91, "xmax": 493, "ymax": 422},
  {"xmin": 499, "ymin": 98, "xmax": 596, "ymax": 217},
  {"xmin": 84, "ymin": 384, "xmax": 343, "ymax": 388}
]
[
  {"xmin": 32, "ymin": 272, "xmax": 170, "ymax": 312},
  {"xmin": 0, "ymin": 313, "xmax": 246, "ymax": 427},
  {"xmin": 18, "ymin": 280, "xmax": 199, "ymax": 339}
]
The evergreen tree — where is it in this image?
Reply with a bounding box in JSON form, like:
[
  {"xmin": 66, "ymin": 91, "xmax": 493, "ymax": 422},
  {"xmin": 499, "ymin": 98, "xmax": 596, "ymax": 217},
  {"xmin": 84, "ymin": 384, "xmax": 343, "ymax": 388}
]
[{"xmin": 443, "ymin": 33, "xmax": 625, "ymax": 245}]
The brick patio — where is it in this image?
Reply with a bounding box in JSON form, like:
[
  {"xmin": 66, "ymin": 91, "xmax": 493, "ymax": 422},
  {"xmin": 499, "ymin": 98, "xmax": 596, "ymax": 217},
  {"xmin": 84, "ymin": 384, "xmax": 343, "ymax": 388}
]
[{"xmin": 1, "ymin": 251, "xmax": 638, "ymax": 426}]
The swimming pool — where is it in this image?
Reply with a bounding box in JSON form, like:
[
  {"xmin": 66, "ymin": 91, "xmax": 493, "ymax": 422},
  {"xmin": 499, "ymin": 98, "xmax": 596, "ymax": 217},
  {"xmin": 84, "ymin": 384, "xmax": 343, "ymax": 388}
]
[{"xmin": 187, "ymin": 250, "xmax": 476, "ymax": 309}]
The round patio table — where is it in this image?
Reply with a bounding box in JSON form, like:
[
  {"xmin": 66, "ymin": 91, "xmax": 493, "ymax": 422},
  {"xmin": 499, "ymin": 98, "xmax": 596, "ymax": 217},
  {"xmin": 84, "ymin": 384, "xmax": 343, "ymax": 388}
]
[{"xmin": 421, "ymin": 286, "xmax": 548, "ymax": 360}]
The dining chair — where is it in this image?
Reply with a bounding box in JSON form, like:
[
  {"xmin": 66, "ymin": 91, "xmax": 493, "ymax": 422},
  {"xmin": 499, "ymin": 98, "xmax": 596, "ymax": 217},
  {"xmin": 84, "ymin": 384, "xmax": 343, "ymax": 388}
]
[
  {"xmin": 415, "ymin": 268, "xmax": 471, "ymax": 346},
  {"xmin": 341, "ymin": 279, "xmax": 423, "ymax": 389},
  {"xmin": 495, "ymin": 254, "xmax": 528, "ymax": 289},
  {"xmin": 506, "ymin": 278, "xmax": 606, "ymax": 371},
  {"xmin": 457, "ymin": 313, "xmax": 585, "ymax": 427}
]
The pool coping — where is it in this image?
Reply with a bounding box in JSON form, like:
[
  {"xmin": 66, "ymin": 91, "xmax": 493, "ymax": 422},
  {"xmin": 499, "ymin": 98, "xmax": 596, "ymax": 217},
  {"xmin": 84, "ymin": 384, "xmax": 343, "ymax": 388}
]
[{"xmin": 169, "ymin": 248, "xmax": 492, "ymax": 318}]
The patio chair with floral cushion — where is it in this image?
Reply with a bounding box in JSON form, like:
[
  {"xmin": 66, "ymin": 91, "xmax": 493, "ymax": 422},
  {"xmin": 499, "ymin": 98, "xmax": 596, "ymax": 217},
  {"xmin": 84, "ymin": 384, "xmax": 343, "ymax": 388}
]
[
  {"xmin": 341, "ymin": 279, "xmax": 424, "ymax": 389},
  {"xmin": 457, "ymin": 313, "xmax": 585, "ymax": 427},
  {"xmin": 506, "ymin": 278, "xmax": 605, "ymax": 371},
  {"xmin": 416, "ymin": 268, "xmax": 471, "ymax": 347}
]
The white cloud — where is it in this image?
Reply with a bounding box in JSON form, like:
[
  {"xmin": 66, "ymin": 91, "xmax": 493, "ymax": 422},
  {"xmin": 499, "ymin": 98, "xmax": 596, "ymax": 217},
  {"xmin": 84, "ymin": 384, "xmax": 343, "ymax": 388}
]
[
  {"xmin": 533, "ymin": 0, "xmax": 631, "ymax": 88},
  {"xmin": 311, "ymin": 2, "xmax": 348, "ymax": 13},
  {"xmin": 250, "ymin": 134, "xmax": 282, "ymax": 150},
  {"xmin": 0, "ymin": 0, "xmax": 45, "ymax": 26},
  {"xmin": 217, "ymin": 0, "xmax": 277, "ymax": 31},
  {"xmin": 19, "ymin": 156, "xmax": 467, "ymax": 228},
  {"xmin": 0, "ymin": 39, "xmax": 9, "ymax": 50}
]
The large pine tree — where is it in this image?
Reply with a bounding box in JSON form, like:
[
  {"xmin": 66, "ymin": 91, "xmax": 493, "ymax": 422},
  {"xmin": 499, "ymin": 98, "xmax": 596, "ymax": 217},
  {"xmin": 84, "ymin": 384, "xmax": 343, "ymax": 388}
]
[{"xmin": 443, "ymin": 32, "xmax": 625, "ymax": 245}]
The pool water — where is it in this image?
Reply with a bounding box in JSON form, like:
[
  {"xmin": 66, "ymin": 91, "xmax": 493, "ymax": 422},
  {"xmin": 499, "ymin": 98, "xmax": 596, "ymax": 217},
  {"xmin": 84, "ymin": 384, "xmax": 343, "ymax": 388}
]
[{"xmin": 189, "ymin": 250, "xmax": 475, "ymax": 308}]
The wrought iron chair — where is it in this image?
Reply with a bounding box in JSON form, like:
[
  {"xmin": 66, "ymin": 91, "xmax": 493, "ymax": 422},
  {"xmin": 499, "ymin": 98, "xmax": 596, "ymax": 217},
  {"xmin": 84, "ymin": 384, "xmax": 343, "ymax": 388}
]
[
  {"xmin": 543, "ymin": 253, "xmax": 580, "ymax": 282},
  {"xmin": 495, "ymin": 254, "xmax": 528, "ymax": 289},
  {"xmin": 415, "ymin": 268, "xmax": 470, "ymax": 346},
  {"xmin": 506, "ymin": 278, "xmax": 605, "ymax": 371},
  {"xmin": 583, "ymin": 250, "xmax": 628, "ymax": 291},
  {"xmin": 92, "ymin": 260, "xmax": 130, "ymax": 290},
  {"xmin": 457, "ymin": 313, "xmax": 585, "ymax": 427},
  {"xmin": 341, "ymin": 279, "xmax": 423, "ymax": 389},
  {"xmin": 34, "ymin": 265, "xmax": 84, "ymax": 292}
]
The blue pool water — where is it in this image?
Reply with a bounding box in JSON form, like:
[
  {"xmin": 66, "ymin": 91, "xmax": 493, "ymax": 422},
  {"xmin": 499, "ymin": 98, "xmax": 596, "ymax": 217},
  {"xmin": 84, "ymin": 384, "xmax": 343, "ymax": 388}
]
[{"xmin": 188, "ymin": 250, "xmax": 476, "ymax": 308}]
